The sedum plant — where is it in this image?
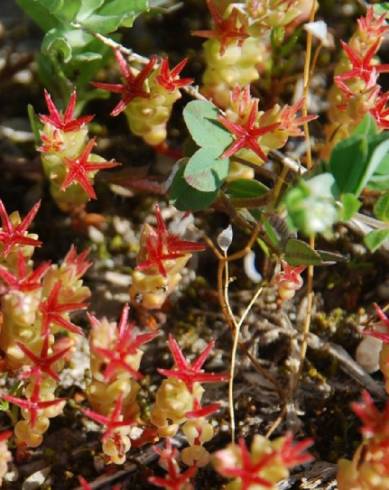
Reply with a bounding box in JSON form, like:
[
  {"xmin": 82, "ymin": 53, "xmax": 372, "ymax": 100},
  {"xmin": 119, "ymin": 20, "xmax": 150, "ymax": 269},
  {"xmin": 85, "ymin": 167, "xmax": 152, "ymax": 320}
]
[
  {"xmin": 94, "ymin": 51, "xmax": 193, "ymax": 147},
  {"xmin": 213, "ymin": 432, "xmax": 313, "ymax": 490},
  {"xmin": 130, "ymin": 205, "xmax": 206, "ymax": 310},
  {"xmin": 337, "ymin": 391, "xmax": 389, "ymax": 490},
  {"xmin": 38, "ymin": 90, "xmax": 119, "ymax": 211},
  {"xmin": 273, "ymin": 261, "xmax": 305, "ymax": 302},
  {"xmin": 0, "ymin": 200, "xmax": 90, "ymax": 448},
  {"xmin": 324, "ymin": 7, "xmax": 389, "ymax": 156},
  {"xmin": 84, "ymin": 304, "xmax": 157, "ymax": 464},
  {"xmin": 195, "ymin": 0, "xmax": 315, "ymax": 109},
  {"xmin": 151, "ymin": 335, "xmax": 228, "ymax": 443},
  {"xmin": 194, "ymin": 0, "xmax": 264, "ymax": 109},
  {"xmin": 149, "ymin": 439, "xmax": 197, "ymax": 490},
  {"xmin": 0, "ymin": 200, "xmax": 224, "ymax": 471},
  {"xmin": 337, "ymin": 304, "xmax": 389, "ymax": 490},
  {"xmin": 219, "ymin": 86, "xmax": 315, "ymax": 179}
]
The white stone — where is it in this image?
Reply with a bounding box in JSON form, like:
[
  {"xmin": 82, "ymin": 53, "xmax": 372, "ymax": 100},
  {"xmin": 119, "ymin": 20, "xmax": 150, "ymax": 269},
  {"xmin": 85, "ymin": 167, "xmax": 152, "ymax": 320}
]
[{"xmin": 355, "ymin": 336, "xmax": 382, "ymax": 373}]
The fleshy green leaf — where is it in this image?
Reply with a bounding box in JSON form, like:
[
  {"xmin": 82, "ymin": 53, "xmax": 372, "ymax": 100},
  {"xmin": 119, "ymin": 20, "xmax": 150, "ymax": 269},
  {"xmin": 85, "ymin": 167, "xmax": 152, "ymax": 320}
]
[
  {"xmin": 16, "ymin": 0, "xmax": 59, "ymax": 31},
  {"xmin": 367, "ymin": 173, "xmax": 389, "ymax": 191},
  {"xmin": 73, "ymin": 41, "xmax": 111, "ymax": 88},
  {"xmin": 329, "ymin": 134, "xmax": 368, "ymax": 195},
  {"xmin": 261, "ymin": 217, "xmax": 281, "ymax": 248},
  {"xmin": 375, "ymin": 153, "xmax": 389, "ymax": 175},
  {"xmin": 27, "ymin": 104, "xmax": 42, "ymax": 145},
  {"xmin": 42, "ymin": 28, "xmax": 74, "ymax": 62},
  {"xmin": 81, "ymin": 14, "xmax": 121, "ymax": 32},
  {"xmin": 330, "ymin": 117, "xmax": 389, "ymax": 197},
  {"xmin": 374, "ymin": 192, "xmax": 389, "ymax": 222},
  {"xmin": 18, "ymin": 0, "xmax": 148, "ymax": 98},
  {"xmin": 72, "ymin": 51, "xmax": 103, "ymax": 62},
  {"xmin": 352, "ymin": 113, "xmax": 379, "ymax": 138},
  {"xmin": 364, "ymin": 229, "xmax": 389, "ymax": 252},
  {"xmin": 340, "ymin": 193, "xmax": 361, "ymax": 221},
  {"xmin": 89, "ymin": 0, "xmax": 149, "ymax": 30},
  {"xmin": 284, "ymin": 239, "xmax": 322, "ymax": 266},
  {"xmin": 364, "ymin": 138, "xmax": 389, "ymax": 191},
  {"xmin": 226, "ymin": 179, "xmax": 269, "ymax": 199},
  {"xmin": 77, "ymin": 0, "xmax": 105, "ymax": 20},
  {"xmin": 98, "ymin": 0, "xmax": 146, "ymax": 15},
  {"xmin": 19, "ymin": 0, "xmax": 81, "ymax": 23},
  {"xmin": 49, "ymin": 0, "xmax": 81, "ymax": 22},
  {"xmin": 184, "ymin": 147, "xmax": 229, "ymax": 192},
  {"xmin": 330, "ymin": 128, "xmax": 389, "ymax": 196},
  {"xmin": 22, "ymin": 0, "xmax": 148, "ymax": 28},
  {"xmin": 183, "ymin": 100, "xmax": 233, "ymax": 152}
]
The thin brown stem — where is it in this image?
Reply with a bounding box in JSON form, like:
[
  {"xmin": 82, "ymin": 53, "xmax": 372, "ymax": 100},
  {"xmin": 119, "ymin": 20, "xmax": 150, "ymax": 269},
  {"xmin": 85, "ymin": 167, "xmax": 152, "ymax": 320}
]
[
  {"xmin": 271, "ymin": 164, "xmax": 289, "ymax": 208},
  {"xmin": 229, "ymin": 285, "xmax": 263, "ymax": 442},
  {"xmin": 295, "ymin": 1, "xmax": 317, "ymax": 390}
]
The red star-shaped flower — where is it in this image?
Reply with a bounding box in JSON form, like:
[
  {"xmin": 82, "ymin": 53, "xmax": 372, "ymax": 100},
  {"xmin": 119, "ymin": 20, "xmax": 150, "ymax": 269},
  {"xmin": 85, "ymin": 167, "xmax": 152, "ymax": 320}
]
[
  {"xmin": 358, "ymin": 7, "xmax": 389, "ymax": 39},
  {"xmin": 17, "ymin": 335, "xmax": 71, "ymax": 382},
  {"xmin": 279, "ymin": 432, "xmax": 314, "ymax": 468},
  {"xmin": 39, "ymin": 89, "xmax": 94, "ymax": 132},
  {"xmin": 0, "ymin": 252, "xmax": 50, "ymax": 292},
  {"xmin": 230, "ymin": 86, "xmax": 252, "ymax": 119},
  {"xmin": 89, "ymin": 304, "xmax": 158, "ymax": 381},
  {"xmin": 63, "ymin": 245, "xmax": 92, "ymax": 279},
  {"xmin": 155, "ymin": 205, "xmax": 206, "ymax": 256},
  {"xmin": 274, "ymin": 261, "xmax": 305, "ymax": 290},
  {"xmin": 81, "ymin": 392, "xmax": 134, "ymax": 442},
  {"xmin": 137, "ymin": 205, "xmax": 206, "ymax": 277},
  {"xmin": 364, "ymin": 303, "xmax": 389, "ymax": 343},
  {"xmin": 186, "ymin": 399, "xmax": 220, "ymax": 419},
  {"xmin": 0, "ymin": 200, "xmax": 41, "ymax": 257},
  {"xmin": 39, "ymin": 281, "xmax": 87, "ymax": 336},
  {"xmin": 61, "ymin": 138, "xmax": 120, "ymax": 199},
  {"xmin": 352, "ymin": 390, "xmax": 389, "ymax": 438},
  {"xmin": 149, "ymin": 439, "xmax": 197, "ymax": 490},
  {"xmin": 216, "ymin": 438, "xmax": 275, "ymax": 490},
  {"xmin": 154, "ymin": 438, "xmax": 179, "ymax": 463},
  {"xmin": 3, "ymin": 378, "xmax": 64, "ymax": 427},
  {"xmin": 279, "ymin": 98, "xmax": 318, "ymax": 137},
  {"xmin": 137, "ymin": 231, "xmax": 184, "ymax": 278},
  {"xmin": 78, "ymin": 476, "xmax": 121, "ymax": 490},
  {"xmin": 193, "ymin": 0, "xmax": 249, "ymax": 55},
  {"xmin": 156, "ymin": 57, "xmax": 193, "ymax": 91},
  {"xmin": 78, "ymin": 477, "xmax": 92, "ymax": 490},
  {"xmin": 38, "ymin": 127, "xmax": 63, "ymax": 154},
  {"xmin": 370, "ymin": 91, "xmax": 389, "ymax": 129},
  {"xmin": 93, "ymin": 50, "xmax": 157, "ymax": 116},
  {"xmin": 158, "ymin": 334, "xmax": 228, "ymax": 392},
  {"xmin": 335, "ymin": 40, "xmax": 389, "ymax": 97},
  {"xmin": 218, "ymin": 100, "xmax": 280, "ymax": 161},
  {"xmin": 149, "ymin": 464, "xmax": 196, "ymax": 490}
]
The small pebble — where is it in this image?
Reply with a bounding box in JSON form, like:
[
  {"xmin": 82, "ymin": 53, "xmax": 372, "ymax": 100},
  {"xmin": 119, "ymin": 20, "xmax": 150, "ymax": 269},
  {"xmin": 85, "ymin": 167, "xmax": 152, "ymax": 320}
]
[
  {"xmin": 355, "ymin": 336, "xmax": 382, "ymax": 373},
  {"xmin": 88, "ymin": 225, "xmax": 104, "ymax": 244}
]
